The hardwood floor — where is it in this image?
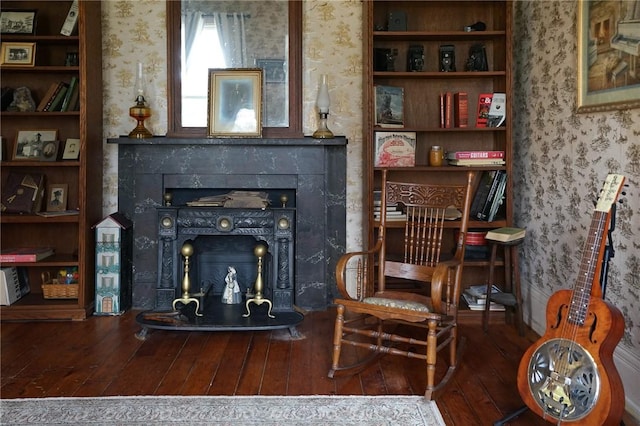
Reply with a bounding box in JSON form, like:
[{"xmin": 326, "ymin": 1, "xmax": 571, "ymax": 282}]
[{"xmin": 0, "ymin": 309, "xmax": 634, "ymax": 425}]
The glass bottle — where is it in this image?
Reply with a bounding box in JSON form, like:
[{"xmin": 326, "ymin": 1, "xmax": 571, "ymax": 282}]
[{"xmin": 429, "ymin": 146, "xmax": 443, "ymax": 166}]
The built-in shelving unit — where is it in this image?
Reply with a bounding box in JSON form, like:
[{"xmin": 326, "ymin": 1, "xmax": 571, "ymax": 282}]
[
  {"xmin": 364, "ymin": 0, "xmax": 513, "ymax": 319},
  {"xmin": 0, "ymin": 0, "xmax": 103, "ymax": 320}
]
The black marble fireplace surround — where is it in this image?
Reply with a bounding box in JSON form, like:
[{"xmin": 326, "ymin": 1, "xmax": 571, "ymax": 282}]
[{"xmin": 109, "ymin": 137, "xmax": 347, "ymax": 311}]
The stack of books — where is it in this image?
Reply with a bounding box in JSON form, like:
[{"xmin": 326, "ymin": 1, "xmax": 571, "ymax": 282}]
[
  {"xmin": 372, "ymin": 190, "xmax": 406, "ymax": 221},
  {"xmin": 462, "ymin": 284, "xmax": 505, "ymax": 311},
  {"xmin": 36, "ymin": 77, "xmax": 80, "ymax": 112}
]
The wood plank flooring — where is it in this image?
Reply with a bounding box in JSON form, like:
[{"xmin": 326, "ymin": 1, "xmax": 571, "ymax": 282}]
[{"xmin": 0, "ymin": 309, "xmax": 634, "ymax": 425}]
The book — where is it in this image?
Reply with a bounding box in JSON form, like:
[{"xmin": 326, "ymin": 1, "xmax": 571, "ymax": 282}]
[
  {"xmin": 0, "ymin": 267, "xmax": 30, "ymax": 305},
  {"xmin": 454, "ymin": 92, "xmax": 468, "ymax": 127},
  {"xmin": 1, "ymin": 172, "xmax": 45, "ymax": 214},
  {"xmin": 486, "ymin": 171, "xmax": 507, "ymax": 222},
  {"xmin": 374, "ymin": 85, "xmax": 404, "ymax": 128},
  {"xmin": 487, "ymin": 93, "xmax": 506, "ymax": 127},
  {"xmin": 40, "ymin": 82, "xmax": 66, "ymax": 112},
  {"xmin": 60, "ymin": 0, "xmax": 79, "ymax": 36},
  {"xmin": 374, "ymin": 131, "xmax": 416, "ymax": 167},
  {"xmin": 485, "ymin": 227, "xmax": 526, "ymax": 242},
  {"xmin": 470, "ymin": 170, "xmax": 505, "ymax": 221},
  {"xmin": 60, "ymin": 77, "xmax": 79, "ymax": 112},
  {"xmin": 47, "ymin": 84, "xmax": 69, "ymax": 112},
  {"xmin": 444, "ymin": 91, "xmax": 453, "ymax": 128},
  {"xmin": 0, "ymin": 247, "xmax": 54, "ymax": 263},
  {"xmin": 448, "ymin": 159, "xmax": 505, "ymax": 167},
  {"xmin": 36, "ymin": 209, "xmax": 80, "ymax": 218},
  {"xmin": 476, "ymin": 93, "xmax": 493, "ymax": 127},
  {"xmin": 68, "ymin": 80, "xmax": 81, "ymax": 111},
  {"xmin": 37, "ymin": 83, "xmax": 60, "ymax": 112},
  {"xmin": 463, "ymin": 292, "xmax": 505, "ymax": 311},
  {"xmin": 445, "ymin": 150, "xmax": 504, "ymax": 160}
]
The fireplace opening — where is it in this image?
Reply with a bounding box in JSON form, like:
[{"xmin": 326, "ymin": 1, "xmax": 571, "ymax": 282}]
[
  {"xmin": 190, "ymin": 235, "xmax": 272, "ymax": 300},
  {"xmin": 166, "ymin": 188, "xmax": 297, "ymax": 209}
]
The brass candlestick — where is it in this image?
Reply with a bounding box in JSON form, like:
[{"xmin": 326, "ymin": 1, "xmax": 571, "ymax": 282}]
[
  {"xmin": 243, "ymin": 243, "xmax": 274, "ymax": 318},
  {"xmin": 172, "ymin": 241, "xmax": 202, "ymax": 316}
]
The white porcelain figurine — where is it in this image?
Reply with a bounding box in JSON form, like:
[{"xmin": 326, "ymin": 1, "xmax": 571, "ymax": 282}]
[{"xmin": 221, "ymin": 266, "xmax": 242, "ymax": 304}]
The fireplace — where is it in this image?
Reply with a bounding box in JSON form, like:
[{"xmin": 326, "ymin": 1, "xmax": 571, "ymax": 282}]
[{"xmin": 109, "ymin": 137, "xmax": 347, "ymax": 311}]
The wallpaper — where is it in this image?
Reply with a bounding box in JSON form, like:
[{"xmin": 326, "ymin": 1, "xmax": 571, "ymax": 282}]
[
  {"xmin": 512, "ymin": 0, "xmax": 640, "ymax": 365},
  {"xmin": 101, "ymin": 0, "xmax": 639, "ymax": 407}
]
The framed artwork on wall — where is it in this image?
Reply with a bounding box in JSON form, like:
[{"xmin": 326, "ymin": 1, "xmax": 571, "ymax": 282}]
[
  {"xmin": 577, "ymin": 0, "xmax": 640, "ymax": 112},
  {"xmin": 207, "ymin": 68, "xmax": 262, "ymax": 138}
]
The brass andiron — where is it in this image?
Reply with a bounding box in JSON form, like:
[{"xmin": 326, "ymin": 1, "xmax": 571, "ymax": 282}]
[
  {"xmin": 243, "ymin": 243, "xmax": 274, "ymax": 318},
  {"xmin": 172, "ymin": 241, "xmax": 202, "ymax": 316}
]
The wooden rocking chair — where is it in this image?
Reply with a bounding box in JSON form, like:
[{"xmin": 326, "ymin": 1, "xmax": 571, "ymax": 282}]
[{"xmin": 329, "ymin": 170, "xmax": 476, "ymax": 399}]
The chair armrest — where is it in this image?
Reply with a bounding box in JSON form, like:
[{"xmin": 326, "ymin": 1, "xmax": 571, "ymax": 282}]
[
  {"xmin": 430, "ymin": 259, "xmax": 462, "ymax": 314},
  {"xmin": 335, "ymin": 240, "xmax": 383, "ymax": 300}
]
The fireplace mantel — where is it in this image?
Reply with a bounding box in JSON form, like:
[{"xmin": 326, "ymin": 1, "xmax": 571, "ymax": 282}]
[{"xmin": 109, "ymin": 137, "xmax": 347, "ymax": 311}]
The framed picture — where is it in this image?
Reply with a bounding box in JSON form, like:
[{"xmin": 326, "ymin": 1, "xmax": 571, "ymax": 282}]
[
  {"xmin": 1, "ymin": 42, "xmax": 36, "ymax": 67},
  {"xmin": 40, "ymin": 140, "xmax": 60, "ymax": 161},
  {"xmin": 256, "ymin": 59, "xmax": 286, "ymax": 83},
  {"xmin": 46, "ymin": 184, "xmax": 68, "ymax": 212},
  {"xmin": 0, "ymin": 10, "xmax": 37, "ymax": 35},
  {"xmin": 208, "ymin": 68, "xmax": 262, "ymax": 137},
  {"xmin": 13, "ymin": 129, "xmax": 58, "ymax": 160},
  {"xmin": 577, "ymin": 1, "xmax": 640, "ymax": 112},
  {"xmin": 61, "ymin": 138, "xmax": 80, "ymax": 160}
]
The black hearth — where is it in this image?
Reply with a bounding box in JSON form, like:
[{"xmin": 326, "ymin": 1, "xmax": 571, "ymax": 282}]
[{"xmin": 109, "ymin": 137, "xmax": 347, "ymax": 312}]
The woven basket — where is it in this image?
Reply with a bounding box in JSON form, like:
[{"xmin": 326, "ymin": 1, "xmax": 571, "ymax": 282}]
[{"xmin": 41, "ymin": 272, "xmax": 79, "ymax": 299}]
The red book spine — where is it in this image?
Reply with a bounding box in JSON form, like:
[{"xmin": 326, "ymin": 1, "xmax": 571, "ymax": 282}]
[
  {"xmin": 439, "ymin": 92, "xmax": 445, "ymax": 128},
  {"xmin": 445, "ymin": 91, "xmax": 453, "ymax": 129},
  {"xmin": 476, "ymin": 93, "xmax": 493, "ymax": 127},
  {"xmin": 454, "ymin": 92, "xmax": 468, "ymax": 128}
]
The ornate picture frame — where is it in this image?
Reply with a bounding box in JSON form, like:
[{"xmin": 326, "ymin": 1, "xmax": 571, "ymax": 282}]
[
  {"xmin": 577, "ymin": 1, "xmax": 640, "ymax": 112},
  {"xmin": 207, "ymin": 68, "xmax": 262, "ymax": 137}
]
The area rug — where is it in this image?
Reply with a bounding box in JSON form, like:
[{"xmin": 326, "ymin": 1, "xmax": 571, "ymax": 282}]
[{"xmin": 0, "ymin": 395, "xmax": 445, "ymax": 425}]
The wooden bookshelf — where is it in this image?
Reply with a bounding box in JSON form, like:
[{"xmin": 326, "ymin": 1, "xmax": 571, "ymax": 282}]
[{"xmin": 1, "ymin": 0, "xmax": 103, "ymax": 320}]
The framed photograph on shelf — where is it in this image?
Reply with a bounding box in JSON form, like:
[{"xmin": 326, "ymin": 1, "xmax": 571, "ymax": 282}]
[
  {"xmin": 61, "ymin": 138, "xmax": 80, "ymax": 160},
  {"xmin": 46, "ymin": 183, "xmax": 68, "ymax": 212},
  {"xmin": 0, "ymin": 42, "xmax": 36, "ymax": 67},
  {"xmin": 40, "ymin": 140, "xmax": 60, "ymax": 161},
  {"xmin": 577, "ymin": 1, "xmax": 640, "ymax": 112},
  {"xmin": 374, "ymin": 85, "xmax": 404, "ymax": 128},
  {"xmin": 13, "ymin": 129, "xmax": 58, "ymax": 160},
  {"xmin": 208, "ymin": 68, "xmax": 262, "ymax": 137},
  {"xmin": 256, "ymin": 59, "xmax": 286, "ymax": 83},
  {"xmin": 0, "ymin": 10, "xmax": 37, "ymax": 35}
]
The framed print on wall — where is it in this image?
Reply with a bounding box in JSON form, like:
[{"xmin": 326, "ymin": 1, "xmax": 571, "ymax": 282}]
[
  {"xmin": 0, "ymin": 10, "xmax": 37, "ymax": 35},
  {"xmin": 207, "ymin": 68, "xmax": 262, "ymax": 138},
  {"xmin": 577, "ymin": 0, "xmax": 640, "ymax": 112},
  {"xmin": 0, "ymin": 42, "xmax": 36, "ymax": 67}
]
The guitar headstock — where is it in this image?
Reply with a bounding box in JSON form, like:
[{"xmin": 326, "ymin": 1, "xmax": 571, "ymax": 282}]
[{"xmin": 595, "ymin": 174, "xmax": 626, "ymax": 213}]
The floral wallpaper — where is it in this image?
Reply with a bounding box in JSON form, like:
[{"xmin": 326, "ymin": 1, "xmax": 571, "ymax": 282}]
[
  {"xmin": 513, "ymin": 0, "xmax": 639, "ymax": 409},
  {"xmin": 101, "ymin": 0, "xmax": 638, "ymax": 410}
]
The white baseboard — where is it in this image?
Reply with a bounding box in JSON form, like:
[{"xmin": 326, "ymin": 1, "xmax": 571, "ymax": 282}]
[{"xmin": 524, "ymin": 286, "xmax": 640, "ymax": 417}]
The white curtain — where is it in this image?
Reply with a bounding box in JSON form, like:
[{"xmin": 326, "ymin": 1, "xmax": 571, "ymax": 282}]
[
  {"xmin": 214, "ymin": 12, "xmax": 248, "ymax": 67},
  {"xmin": 183, "ymin": 12, "xmax": 204, "ymax": 71}
]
